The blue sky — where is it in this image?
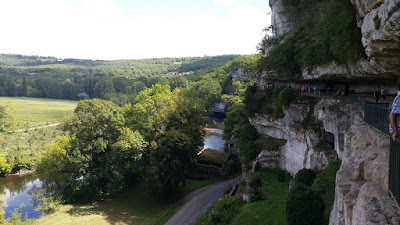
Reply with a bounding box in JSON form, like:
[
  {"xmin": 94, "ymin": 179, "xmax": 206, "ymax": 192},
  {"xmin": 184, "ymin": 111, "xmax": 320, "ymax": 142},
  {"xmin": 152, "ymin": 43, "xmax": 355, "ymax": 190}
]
[{"xmin": 0, "ymin": 0, "xmax": 270, "ymax": 60}]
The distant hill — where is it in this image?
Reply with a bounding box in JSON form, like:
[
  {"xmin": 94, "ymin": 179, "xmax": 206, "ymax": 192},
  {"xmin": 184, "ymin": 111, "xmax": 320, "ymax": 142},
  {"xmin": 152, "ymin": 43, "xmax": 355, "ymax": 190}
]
[{"xmin": 0, "ymin": 54, "xmax": 239, "ymax": 78}]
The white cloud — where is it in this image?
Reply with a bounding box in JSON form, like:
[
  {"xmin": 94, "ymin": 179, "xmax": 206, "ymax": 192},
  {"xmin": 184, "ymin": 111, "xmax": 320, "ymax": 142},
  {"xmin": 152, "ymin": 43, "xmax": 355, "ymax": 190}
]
[{"xmin": 0, "ymin": 0, "xmax": 271, "ymax": 60}]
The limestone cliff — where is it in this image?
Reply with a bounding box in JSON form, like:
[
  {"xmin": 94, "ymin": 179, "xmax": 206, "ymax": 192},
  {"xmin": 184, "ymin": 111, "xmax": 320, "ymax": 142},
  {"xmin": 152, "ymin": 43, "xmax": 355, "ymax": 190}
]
[
  {"xmin": 249, "ymin": 103, "xmax": 337, "ymax": 175},
  {"xmin": 314, "ymin": 99, "xmax": 400, "ymax": 224},
  {"xmin": 267, "ymin": 0, "xmax": 400, "ymax": 80},
  {"xmin": 228, "ymin": 97, "xmax": 400, "ymax": 224}
]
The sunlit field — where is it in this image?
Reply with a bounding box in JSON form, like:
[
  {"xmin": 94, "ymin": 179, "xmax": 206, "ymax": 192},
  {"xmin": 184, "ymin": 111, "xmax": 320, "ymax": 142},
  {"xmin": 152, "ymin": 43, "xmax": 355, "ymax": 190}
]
[{"xmin": 0, "ymin": 97, "xmax": 77, "ymax": 130}]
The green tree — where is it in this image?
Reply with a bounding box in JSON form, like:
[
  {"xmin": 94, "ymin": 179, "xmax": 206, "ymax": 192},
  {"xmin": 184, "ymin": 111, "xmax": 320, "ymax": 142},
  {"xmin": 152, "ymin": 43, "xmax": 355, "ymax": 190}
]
[
  {"xmin": 286, "ymin": 184, "xmax": 324, "ymax": 225},
  {"xmin": 123, "ymin": 84, "xmax": 174, "ymax": 138},
  {"xmin": 38, "ymin": 99, "xmax": 146, "ymax": 202},
  {"xmin": 93, "ymin": 79, "xmax": 116, "ymax": 98},
  {"xmin": 294, "ymin": 168, "xmax": 316, "ymax": 187},
  {"xmin": 136, "ymin": 88, "xmax": 207, "ymax": 201}
]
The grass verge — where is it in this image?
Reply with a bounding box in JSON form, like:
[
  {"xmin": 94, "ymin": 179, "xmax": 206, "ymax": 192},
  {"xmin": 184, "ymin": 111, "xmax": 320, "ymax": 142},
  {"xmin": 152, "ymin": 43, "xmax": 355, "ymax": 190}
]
[
  {"xmin": 34, "ymin": 179, "xmax": 222, "ymax": 225},
  {"xmin": 196, "ymin": 169, "xmax": 289, "ymax": 225}
]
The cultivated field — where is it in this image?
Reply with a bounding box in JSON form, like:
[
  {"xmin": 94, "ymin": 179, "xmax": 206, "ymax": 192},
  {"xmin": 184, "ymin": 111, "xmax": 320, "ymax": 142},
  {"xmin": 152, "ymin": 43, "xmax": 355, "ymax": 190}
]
[
  {"xmin": 0, "ymin": 97, "xmax": 78, "ymax": 130},
  {"xmin": 0, "ymin": 97, "xmax": 77, "ymax": 171}
]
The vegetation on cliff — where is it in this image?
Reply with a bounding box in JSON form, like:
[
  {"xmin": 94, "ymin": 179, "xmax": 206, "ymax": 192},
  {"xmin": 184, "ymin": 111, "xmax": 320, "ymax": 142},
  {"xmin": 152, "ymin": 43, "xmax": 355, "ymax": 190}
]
[{"xmin": 260, "ymin": 0, "xmax": 365, "ymax": 79}]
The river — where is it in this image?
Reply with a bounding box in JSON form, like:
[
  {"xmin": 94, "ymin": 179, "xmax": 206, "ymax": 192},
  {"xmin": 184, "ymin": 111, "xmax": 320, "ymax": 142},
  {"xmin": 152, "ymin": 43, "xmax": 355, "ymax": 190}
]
[
  {"xmin": 0, "ymin": 173, "xmax": 42, "ymax": 220},
  {"xmin": 202, "ymin": 116, "xmax": 225, "ymax": 152}
]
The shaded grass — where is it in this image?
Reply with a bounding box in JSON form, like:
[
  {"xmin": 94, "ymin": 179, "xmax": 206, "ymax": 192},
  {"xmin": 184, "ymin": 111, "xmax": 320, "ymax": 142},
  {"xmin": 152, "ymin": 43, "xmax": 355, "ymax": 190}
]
[
  {"xmin": 230, "ymin": 169, "xmax": 289, "ymax": 225},
  {"xmin": 196, "ymin": 169, "xmax": 289, "ymax": 225},
  {"xmin": 34, "ymin": 179, "xmax": 222, "ymax": 225},
  {"xmin": 198, "ymin": 149, "xmax": 229, "ymax": 166},
  {"xmin": 0, "ymin": 97, "xmax": 77, "ymax": 129}
]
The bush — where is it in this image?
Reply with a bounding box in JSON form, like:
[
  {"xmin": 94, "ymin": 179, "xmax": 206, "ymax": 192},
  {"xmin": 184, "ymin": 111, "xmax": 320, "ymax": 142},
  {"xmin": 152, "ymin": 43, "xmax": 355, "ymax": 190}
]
[
  {"xmin": 249, "ymin": 174, "xmax": 264, "ymax": 202},
  {"xmin": 313, "ymin": 160, "xmax": 342, "ymax": 224},
  {"xmin": 272, "ymin": 88, "xmax": 298, "ymax": 119},
  {"xmin": 239, "ymin": 123, "xmax": 258, "ymax": 144},
  {"xmin": 221, "ymin": 155, "xmax": 241, "ymax": 178},
  {"xmin": 277, "ymin": 88, "xmax": 298, "ymax": 107},
  {"xmin": 243, "ymin": 85, "xmax": 260, "ymax": 117},
  {"xmin": 223, "ymin": 103, "xmax": 248, "ymax": 141},
  {"xmin": 205, "ymin": 197, "xmax": 244, "ymax": 225},
  {"xmin": 277, "ymin": 169, "xmax": 291, "ymax": 182},
  {"xmin": 286, "ymin": 184, "xmax": 324, "ymax": 225},
  {"xmin": 239, "ymin": 141, "xmax": 261, "ymax": 162},
  {"xmin": 294, "ymin": 168, "xmax": 316, "ymax": 187}
]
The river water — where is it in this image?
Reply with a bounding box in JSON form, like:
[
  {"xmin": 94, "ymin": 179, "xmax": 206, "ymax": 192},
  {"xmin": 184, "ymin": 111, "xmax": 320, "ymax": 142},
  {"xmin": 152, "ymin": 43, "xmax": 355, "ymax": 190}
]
[
  {"xmin": 0, "ymin": 173, "xmax": 42, "ymax": 220},
  {"xmin": 202, "ymin": 116, "xmax": 225, "ymax": 152}
]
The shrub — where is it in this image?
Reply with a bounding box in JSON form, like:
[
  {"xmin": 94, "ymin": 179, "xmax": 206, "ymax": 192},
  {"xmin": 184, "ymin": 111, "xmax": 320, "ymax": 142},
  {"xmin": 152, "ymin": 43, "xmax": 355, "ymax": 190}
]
[
  {"xmin": 260, "ymin": 34, "xmax": 300, "ymax": 79},
  {"xmin": 243, "ymin": 85, "xmax": 260, "ymax": 117},
  {"xmin": 328, "ymin": 102, "xmax": 348, "ymax": 113},
  {"xmin": 249, "ymin": 174, "xmax": 264, "ymax": 202},
  {"xmin": 272, "ymin": 88, "xmax": 298, "ymax": 119},
  {"xmin": 223, "ymin": 103, "xmax": 248, "ymax": 141},
  {"xmin": 239, "ymin": 141, "xmax": 261, "ymax": 162},
  {"xmin": 239, "ymin": 123, "xmax": 258, "ymax": 144},
  {"xmin": 286, "ymin": 184, "xmax": 324, "ymax": 225},
  {"xmin": 205, "ymin": 197, "xmax": 244, "ymax": 225},
  {"xmin": 221, "ymin": 155, "xmax": 241, "ymax": 178},
  {"xmin": 313, "ymin": 160, "xmax": 342, "ymax": 224},
  {"xmin": 277, "ymin": 88, "xmax": 298, "ymax": 107},
  {"xmin": 277, "ymin": 169, "xmax": 291, "ymax": 182},
  {"xmin": 294, "ymin": 168, "xmax": 316, "ymax": 187}
]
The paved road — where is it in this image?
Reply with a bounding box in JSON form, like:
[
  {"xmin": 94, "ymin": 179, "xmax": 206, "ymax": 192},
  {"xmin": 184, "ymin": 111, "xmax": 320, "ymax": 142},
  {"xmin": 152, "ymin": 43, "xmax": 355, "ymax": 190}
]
[{"xmin": 165, "ymin": 177, "xmax": 239, "ymax": 225}]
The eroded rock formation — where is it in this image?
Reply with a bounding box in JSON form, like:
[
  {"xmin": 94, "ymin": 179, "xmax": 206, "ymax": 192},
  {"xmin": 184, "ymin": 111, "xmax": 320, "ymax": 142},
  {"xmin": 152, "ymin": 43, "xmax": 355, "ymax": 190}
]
[{"xmin": 249, "ymin": 103, "xmax": 337, "ymax": 175}]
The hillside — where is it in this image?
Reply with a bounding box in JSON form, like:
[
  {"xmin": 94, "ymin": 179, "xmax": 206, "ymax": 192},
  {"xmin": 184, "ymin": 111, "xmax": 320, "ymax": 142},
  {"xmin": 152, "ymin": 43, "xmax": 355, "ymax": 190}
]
[{"xmin": 0, "ymin": 54, "xmax": 239, "ymax": 78}]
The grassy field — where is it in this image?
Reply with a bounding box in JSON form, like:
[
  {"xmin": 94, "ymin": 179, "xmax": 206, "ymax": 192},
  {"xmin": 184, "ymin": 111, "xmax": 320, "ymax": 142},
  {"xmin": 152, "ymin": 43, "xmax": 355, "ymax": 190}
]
[
  {"xmin": 0, "ymin": 97, "xmax": 77, "ymax": 172},
  {"xmin": 196, "ymin": 169, "xmax": 289, "ymax": 225},
  {"xmin": 33, "ymin": 179, "xmax": 222, "ymax": 225},
  {"xmin": 230, "ymin": 170, "xmax": 289, "ymax": 225},
  {"xmin": 0, "ymin": 97, "xmax": 77, "ymax": 130}
]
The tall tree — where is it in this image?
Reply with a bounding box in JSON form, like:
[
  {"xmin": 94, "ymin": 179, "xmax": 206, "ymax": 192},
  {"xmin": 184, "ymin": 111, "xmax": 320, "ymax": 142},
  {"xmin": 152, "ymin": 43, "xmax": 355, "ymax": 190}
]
[{"xmin": 38, "ymin": 99, "xmax": 146, "ymax": 202}]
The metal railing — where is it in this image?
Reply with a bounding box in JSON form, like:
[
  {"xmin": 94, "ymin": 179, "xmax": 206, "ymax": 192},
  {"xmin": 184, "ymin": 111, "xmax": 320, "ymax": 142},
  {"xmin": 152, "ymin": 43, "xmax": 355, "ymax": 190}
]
[
  {"xmin": 333, "ymin": 94, "xmax": 400, "ymax": 204},
  {"xmin": 390, "ymin": 139, "xmax": 400, "ymax": 205},
  {"xmin": 332, "ymin": 94, "xmax": 390, "ymax": 134},
  {"xmin": 364, "ymin": 103, "xmax": 389, "ymax": 134}
]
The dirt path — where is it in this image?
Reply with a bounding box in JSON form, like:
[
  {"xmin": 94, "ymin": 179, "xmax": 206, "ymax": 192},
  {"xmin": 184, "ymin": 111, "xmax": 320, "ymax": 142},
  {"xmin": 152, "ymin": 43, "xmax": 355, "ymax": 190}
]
[
  {"xmin": 3, "ymin": 123, "xmax": 61, "ymax": 134},
  {"xmin": 165, "ymin": 177, "xmax": 239, "ymax": 225}
]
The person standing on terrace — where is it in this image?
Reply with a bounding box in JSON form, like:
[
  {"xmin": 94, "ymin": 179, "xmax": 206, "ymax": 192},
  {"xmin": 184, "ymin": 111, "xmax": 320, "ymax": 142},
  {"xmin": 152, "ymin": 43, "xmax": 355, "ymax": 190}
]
[{"xmin": 389, "ymin": 80, "xmax": 400, "ymax": 141}]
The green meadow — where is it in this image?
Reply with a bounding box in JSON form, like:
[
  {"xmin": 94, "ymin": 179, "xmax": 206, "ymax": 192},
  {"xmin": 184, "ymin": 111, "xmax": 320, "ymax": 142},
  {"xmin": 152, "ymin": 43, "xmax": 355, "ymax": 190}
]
[
  {"xmin": 0, "ymin": 97, "xmax": 77, "ymax": 130},
  {"xmin": 0, "ymin": 97, "xmax": 77, "ymax": 172}
]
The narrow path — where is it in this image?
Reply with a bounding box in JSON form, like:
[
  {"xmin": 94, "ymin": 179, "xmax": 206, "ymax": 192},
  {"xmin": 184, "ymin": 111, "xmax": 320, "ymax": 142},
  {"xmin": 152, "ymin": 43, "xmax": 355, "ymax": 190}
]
[
  {"xmin": 2, "ymin": 123, "xmax": 61, "ymax": 134},
  {"xmin": 165, "ymin": 177, "xmax": 239, "ymax": 225}
]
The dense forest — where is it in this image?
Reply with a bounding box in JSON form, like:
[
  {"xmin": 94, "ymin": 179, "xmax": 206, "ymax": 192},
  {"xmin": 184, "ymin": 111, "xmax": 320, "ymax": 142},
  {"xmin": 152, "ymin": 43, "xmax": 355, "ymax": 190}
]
[{"xmin": 0, "ymin": 54, "xmax": 258, "ymax": 107}]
